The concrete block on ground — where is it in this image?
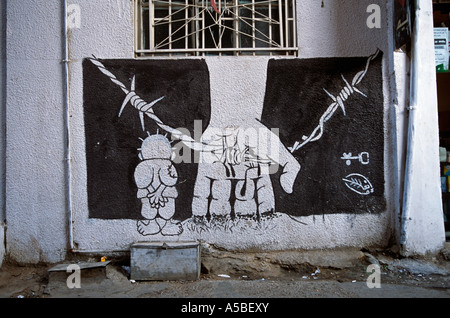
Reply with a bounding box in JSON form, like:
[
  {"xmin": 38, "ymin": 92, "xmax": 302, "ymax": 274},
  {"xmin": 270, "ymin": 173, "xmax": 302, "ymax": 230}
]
[{"xmin": 47, "ymin": 261, "xmax": 111, "ymax": 286}]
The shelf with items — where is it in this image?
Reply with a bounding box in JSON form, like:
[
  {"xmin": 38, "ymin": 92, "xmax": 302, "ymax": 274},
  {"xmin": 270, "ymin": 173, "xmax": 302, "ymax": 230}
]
[{"xmin": 433, "ymin": 2, "xmax": 449, "ymax": 72}]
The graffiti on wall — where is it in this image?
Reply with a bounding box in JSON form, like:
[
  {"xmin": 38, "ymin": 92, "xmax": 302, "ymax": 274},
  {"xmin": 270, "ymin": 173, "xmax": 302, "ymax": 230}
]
[{"xmin": 83, "ymin": 50, "xmax": 385, "ymax": 237}]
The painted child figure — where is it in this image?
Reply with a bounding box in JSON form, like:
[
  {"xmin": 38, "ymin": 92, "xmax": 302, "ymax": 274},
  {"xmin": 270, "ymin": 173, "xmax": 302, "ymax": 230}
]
[{"xmin": 134, "ymin": 132, "xmax": 182, "ymax": 236}]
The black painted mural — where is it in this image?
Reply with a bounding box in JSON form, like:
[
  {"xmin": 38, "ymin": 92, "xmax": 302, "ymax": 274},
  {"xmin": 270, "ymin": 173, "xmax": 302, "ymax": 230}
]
[
  {"xmin": 83, "ymin": 59, "xmax": 211, "ymax": 221},
  {"xmin": 83, "ymin": 51, "xmax": 385, "ymax": 235},
  {"xmin": 261, "ymin": 51, "xmax": 385, "ymax": 217}
]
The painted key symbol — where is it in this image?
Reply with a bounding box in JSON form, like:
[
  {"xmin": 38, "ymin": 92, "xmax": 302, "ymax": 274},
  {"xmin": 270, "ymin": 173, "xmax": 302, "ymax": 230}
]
[{"xmin": 341, "ymin": 152, "xmax": 369, "ymax": 166}]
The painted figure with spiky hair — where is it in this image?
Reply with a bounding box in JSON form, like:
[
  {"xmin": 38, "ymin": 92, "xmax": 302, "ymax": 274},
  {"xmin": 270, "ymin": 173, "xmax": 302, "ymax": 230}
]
[{"xmin": 134, "ymin": 132, "xmax": 182, "ymax": 236}]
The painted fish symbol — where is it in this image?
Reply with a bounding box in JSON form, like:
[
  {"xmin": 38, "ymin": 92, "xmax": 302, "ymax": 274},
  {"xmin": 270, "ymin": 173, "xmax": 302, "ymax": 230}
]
[{"xmin": 342, "ymin": 173, "xmax": 374, "ymax": 195}]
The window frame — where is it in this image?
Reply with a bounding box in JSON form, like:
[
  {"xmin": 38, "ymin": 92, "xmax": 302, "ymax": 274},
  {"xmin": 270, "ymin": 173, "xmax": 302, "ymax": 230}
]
[{"xmin": 134, "ymin": 0, "xmax": 298, "ymax": 57}]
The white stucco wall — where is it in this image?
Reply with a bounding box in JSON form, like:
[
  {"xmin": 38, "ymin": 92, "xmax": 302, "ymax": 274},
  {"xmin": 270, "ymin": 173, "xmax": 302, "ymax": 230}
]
[
  {"xmin": 392, "ymin": 51, "xmax": 410, "ymax": 248},
  {"xmin": 296, "ymin": 1, "xmax": 388, "ymax": 58},
  {"xmin": 3, "ymin": 0, "xmax": 443, "ymax": 263},
  {"xmin": 68, "ymin": 0, "xmax": 396, "ymax": 253},
  {"xmin": 0, "ymin": 0, "xmax": 6, "ymax": 268},
  {"xmin": 5, "ymin": 0, "xmax": 67, "ymax": 263}
]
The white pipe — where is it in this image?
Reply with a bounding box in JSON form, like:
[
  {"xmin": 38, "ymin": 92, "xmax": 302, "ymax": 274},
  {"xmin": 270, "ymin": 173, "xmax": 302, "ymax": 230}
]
[
  {"xmin": 63, "ymin": 0, "xmax": 74, "ymax": 251},
  {"xmin": 400, "ymin": 0, "xmax": 418, "ymax": 248}
]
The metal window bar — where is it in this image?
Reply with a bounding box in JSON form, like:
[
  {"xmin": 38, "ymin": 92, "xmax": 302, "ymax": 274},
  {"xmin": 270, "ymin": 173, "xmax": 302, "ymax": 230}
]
[{"xmin": 135, "ymin": 0, "xmax": 297, "ymax": 56}]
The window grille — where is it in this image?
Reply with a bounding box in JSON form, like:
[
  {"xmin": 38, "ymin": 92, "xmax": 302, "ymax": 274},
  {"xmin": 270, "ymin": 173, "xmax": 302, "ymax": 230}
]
[{"xmin": 134, "ymin": 0, "xmax": 298, "ymax": 56}]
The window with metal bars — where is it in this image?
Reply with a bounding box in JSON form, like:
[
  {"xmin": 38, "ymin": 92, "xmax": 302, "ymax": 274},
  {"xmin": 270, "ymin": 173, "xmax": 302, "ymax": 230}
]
[{"xmin": 134, "ymin": 0, "xmax": 298, "ymax": 56}]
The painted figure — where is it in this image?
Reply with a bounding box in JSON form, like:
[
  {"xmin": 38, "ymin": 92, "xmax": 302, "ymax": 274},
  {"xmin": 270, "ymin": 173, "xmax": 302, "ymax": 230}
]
[
  {"xmin": 134, "ymin": 132, "xmax": 182, "ymax": 236},
  {"xmin": 191, "ymin": 123, "xmax": 300, "ymax": 220}
]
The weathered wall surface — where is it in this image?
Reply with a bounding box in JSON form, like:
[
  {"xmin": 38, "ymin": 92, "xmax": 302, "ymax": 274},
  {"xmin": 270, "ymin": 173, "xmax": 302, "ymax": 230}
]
[
  {"xmin": 296, "ymin": 1, "xmax": 387, "ymax": 58},
  {"xmin": 70, "ymin": 0, "xmax": 395, "ymax": 253},
  {"xmin": 5, "ymin": 0, "xmax": 434, "ymax": 263},
  {"xmin": 5, "ymin": 0, "xmax": 67, "ymax": 263}
]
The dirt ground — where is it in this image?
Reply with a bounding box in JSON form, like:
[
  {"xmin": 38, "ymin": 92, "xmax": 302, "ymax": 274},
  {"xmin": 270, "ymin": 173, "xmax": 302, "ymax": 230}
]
[{"xmin": 0, "ymin": 246, "xmax": 449, "ymax": 299}]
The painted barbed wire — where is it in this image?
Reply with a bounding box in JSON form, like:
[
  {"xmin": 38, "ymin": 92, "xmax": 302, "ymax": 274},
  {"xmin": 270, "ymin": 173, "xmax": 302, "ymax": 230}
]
[
  {"xmin": 88, "ymin": 56, "xmax": 276, "ymax": 167},
  {"xmin": 288, "ymin": 49, "xmax": 381, "ymax": 153},
  {"xmin": 89, "ymin": 56, "xmax": 214, "ymax": 153}
]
